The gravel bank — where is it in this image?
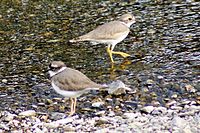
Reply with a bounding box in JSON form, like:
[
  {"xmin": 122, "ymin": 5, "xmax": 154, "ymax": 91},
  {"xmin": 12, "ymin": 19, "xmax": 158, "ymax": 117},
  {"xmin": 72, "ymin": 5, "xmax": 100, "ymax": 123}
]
[{"xmin": 1, "ymin": 98, "xmax": 200, "ymax": 133}]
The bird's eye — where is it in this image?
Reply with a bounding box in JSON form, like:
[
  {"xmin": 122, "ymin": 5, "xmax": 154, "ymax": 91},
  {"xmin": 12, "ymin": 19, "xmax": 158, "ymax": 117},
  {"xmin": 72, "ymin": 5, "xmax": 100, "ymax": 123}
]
[{"xmin": 128, "ymin": 17, "xmax": 132, "ymax": 20}]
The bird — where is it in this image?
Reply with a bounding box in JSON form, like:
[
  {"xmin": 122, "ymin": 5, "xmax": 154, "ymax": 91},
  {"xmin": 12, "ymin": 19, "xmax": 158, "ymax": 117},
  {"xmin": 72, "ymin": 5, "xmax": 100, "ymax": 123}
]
[
  {"xmin": 69, "ymin": 13, "xmax": 136, "ymax": 63},
  {"xmin": 48, "ymin": 61, "xmax": 103, "ymax": 116}
]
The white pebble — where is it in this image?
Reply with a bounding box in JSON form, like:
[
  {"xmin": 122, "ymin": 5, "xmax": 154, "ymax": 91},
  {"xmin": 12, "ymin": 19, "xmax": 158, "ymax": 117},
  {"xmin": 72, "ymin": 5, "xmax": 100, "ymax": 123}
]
[{"xmin": 19, "ymin": 110, "xmax": 36, "ymax": 117}]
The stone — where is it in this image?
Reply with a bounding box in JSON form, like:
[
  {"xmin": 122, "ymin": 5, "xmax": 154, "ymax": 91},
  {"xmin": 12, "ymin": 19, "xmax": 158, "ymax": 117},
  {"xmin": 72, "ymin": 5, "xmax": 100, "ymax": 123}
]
[
  {"xmin": 92, "ymin": 102, "xmax": 104, "ymax": 108},
  {"xmin": 107, "ymin": 111, "xmax": 115, "ymax": 117},
  {"xmin": 18, "ymin": 110, "xmax": 36, "ymax": 117},
  {"xmin": 183, "ymin": 125, "xmax": 192, "ymax": 133},
  {"xmin": 146, "ymin": 79, "xmax": 154, "ymax": 85},
  {"xmin": 166, "ymin": 100, "xmax": 177, "ymax": 107},
  {"xmin": 185, "ymin": 84, "xmax": 196, "ymax": 93},
  {"xmin": 172, "ymin": 116, "xmax": 187, "ymax": 128},
  {"xmin": 123, "ymin": 112, "xmax": 138, "ymax": 119},
  {"xmin": 95, "ymin": 117, "xmax": 109, "ymax": 125},
  {"xmin": 4, "ymin": 112, "xmax": 17, "ymax": 122},
  {"xmin": 141, "ymin": 106, "xmax": 155, "ymax": 114},
  {"xmin": 155, "ymin": 107, "xmax": 167, "ymax": 114},
  {"xmin": 49, "ymin": 112, "xmax": 66, "ymax": 120},
  {"xmin": 2, "ymin": 79, "xmax": 7, "ymax": 83},
  {"xmin": 170, "ymin": 106, "xmax": 183, "ymax": 110},
  {"xmin": 95, "ymin": 111, "xmax": 106, "ymax": 116},
  {"xmin": 44, "ymin": 117, "xmax": 73, "ymax": 128},
  {"xmin": 107, "ymin": 80, "xmax": 131, "ymax": 95},
  {"xmin": 55, "ymin": 117, "xmax": 73, "ymax": 124}
]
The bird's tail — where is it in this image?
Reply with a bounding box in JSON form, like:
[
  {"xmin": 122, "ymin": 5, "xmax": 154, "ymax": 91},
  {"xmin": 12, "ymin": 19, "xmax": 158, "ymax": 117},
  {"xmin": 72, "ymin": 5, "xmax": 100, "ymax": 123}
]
[{"xmin": 69, "ymin": 36, "xmax": 86, "ymax": 43}]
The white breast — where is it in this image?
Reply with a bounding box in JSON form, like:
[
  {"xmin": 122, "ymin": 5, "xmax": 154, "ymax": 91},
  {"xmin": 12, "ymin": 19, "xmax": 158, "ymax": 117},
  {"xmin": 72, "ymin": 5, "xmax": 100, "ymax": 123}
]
[{"xmin": 51, "ymin": 82, "xmax": 86, "ymax": 98}]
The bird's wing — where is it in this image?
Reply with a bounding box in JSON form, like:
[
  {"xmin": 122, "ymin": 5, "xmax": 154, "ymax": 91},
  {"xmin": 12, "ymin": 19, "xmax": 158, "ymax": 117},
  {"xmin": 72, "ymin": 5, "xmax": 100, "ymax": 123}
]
[
  {"xmin": 53, "ymin": 68, "xmax": 102, "ymax": 91},
  {"xmin": 81, "ymin": 21, "xmax": 130, "ymax": 40}
]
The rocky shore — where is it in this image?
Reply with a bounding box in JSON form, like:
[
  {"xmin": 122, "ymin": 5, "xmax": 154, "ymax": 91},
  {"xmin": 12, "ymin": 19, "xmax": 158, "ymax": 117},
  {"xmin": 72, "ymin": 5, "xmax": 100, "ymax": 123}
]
[{"xmin": 1, "ymin": 91, "xmax": 200, "ymax": 133}]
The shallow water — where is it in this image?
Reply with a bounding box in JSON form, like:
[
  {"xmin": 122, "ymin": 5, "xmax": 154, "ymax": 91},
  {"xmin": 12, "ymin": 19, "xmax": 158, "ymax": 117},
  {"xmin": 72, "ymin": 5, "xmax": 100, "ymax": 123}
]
[{"xmin": 0, "ymin": 0, "xmax": 199, "ymax": 111}]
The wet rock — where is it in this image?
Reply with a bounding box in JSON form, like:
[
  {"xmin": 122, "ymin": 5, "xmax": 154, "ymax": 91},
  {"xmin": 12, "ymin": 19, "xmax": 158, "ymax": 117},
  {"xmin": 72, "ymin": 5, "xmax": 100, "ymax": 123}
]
[
  {"xmin": 140, "ymin": 106, "xmax": 155, "ymax": 114},
  {"xmin": 18, "ymin": 110, "xmax": 36, "ymax": 117}
]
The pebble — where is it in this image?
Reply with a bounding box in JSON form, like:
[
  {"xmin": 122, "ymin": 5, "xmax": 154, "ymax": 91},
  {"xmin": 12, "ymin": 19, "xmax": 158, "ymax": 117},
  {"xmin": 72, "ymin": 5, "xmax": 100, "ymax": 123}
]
[
  {"xmin": 185, "ymin": 84, "xmax": 196, "ymax": 92},
  {"xmin": 44, "ymin": 117, "xmax": 73, "ymax": 128},
  {"xmin": 49, "ymin": 112, "xmax": 66, "ymax": 120},
  {"xmin": 4, "ymin": 112, "xmax": 16, "ymax": 122},
  {"xmin": 2, "ymin": 79, "xmax": 7, "ymax": 83},
  {"xmin": 155, "ymin": 106, "xmax": 167, "ymax": 114},
  {"xmin": 172, "ymin": 116, "xmax": 187, "ymax": 128},
  {"xmin": 170, "ymin": 105, "xmax": 183, "ymax": 110},
  {"xmin": 123, "ymin": 112, "xmax": 139, "ymax": 119},
  {"xmin": 140, "ymin": 106, "xmax": 155, "ymax": 114},
  {"xmin": 18, "ymin": 110, "xmax": 36, "ymax": 117},
  {"xmin": 146, "ymin": 79, "xmax": 154, "ymax": 85},
  {"xmin": 107, "ymin": 80, "xmax": 131, "ymax": 95},
  {"xmin": 92, "ymin": 101, "xmax": 104, "ymax": 108},
  {"xmin": 95, "ymin": 111, "xmax": 106, "ymax": 116},
  {"xmin": 166, "ymin": 100, "xmax": 177, "ymax": 107},
  {"xmin": 0, "ymin": 104, "xmax": 199, "ymax": 132}
]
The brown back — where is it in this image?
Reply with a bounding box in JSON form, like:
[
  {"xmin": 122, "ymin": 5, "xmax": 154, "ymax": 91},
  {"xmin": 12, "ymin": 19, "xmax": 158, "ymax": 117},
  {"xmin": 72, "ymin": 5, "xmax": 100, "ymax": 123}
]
[{"xmin": 52, "ymin": 67, "xmax": 102, "ymax": 91}]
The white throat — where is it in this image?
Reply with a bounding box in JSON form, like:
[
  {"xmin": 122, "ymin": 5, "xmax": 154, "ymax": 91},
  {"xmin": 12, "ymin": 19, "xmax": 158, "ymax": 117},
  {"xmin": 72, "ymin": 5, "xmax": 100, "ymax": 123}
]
[
  {"xmin": 120, "ymin": 21, "xmax": 134, "ymax": 28},
  {"xmin": 49, "ymin": 67, "xmax": 67, "ymax": 77}
]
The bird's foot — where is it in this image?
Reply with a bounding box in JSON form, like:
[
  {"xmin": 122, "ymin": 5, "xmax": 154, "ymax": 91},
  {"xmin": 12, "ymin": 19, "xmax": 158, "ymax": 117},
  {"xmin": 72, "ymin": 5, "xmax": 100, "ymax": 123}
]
[{"xmin": 112, "ymin": 51, "xmax": 130, "ymax": 58}]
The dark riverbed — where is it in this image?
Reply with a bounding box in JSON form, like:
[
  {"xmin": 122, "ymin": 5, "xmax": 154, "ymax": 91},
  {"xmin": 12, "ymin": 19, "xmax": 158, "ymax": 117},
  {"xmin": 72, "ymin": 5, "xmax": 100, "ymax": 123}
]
[{"xmin": 0, "ymin": 0, "xmax": 199, "ymax": 113}]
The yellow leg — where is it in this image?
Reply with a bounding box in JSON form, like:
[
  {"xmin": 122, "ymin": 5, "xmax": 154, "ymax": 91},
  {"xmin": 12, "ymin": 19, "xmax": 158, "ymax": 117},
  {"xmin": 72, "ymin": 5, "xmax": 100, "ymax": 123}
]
[
  {"xmin": 69, "ymin": 98, "xmax": 75, "ymax": 116},
  {"xmin": 111, "ymin": 51, "xmax": 130, "ymax": 57},
  {"xmin": 106, "ymin": 46, "xmax": 114, "ymax": 63},
  {"xmin": 73, "ymin": 98, "xmax": 77, "ymax": 114}
]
